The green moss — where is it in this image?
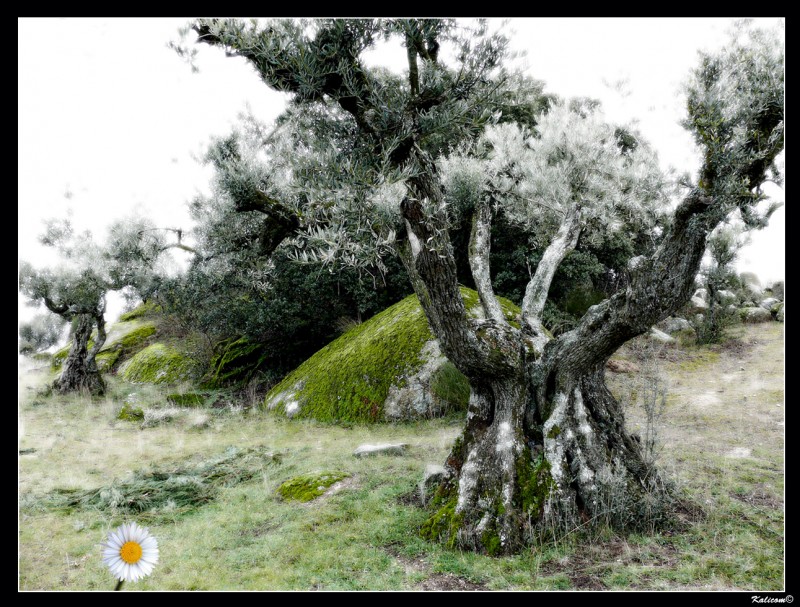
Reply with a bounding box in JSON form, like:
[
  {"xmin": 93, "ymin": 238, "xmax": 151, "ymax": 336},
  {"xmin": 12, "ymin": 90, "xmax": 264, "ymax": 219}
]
[
  {"xmin": 482, "ymin": 527, "xmax": 503, "ymax": 556},
  {"xmin": 51, "ymin": 345, "xmax": 71, "ymax": 370},
  {"xmin": 117, "ymin": 402, "xmax": 145, "ymax": 421},
  {"xmin": 265, "ymin": 288, "xmax": 520, "ymax": 423},
  {"xmin": 265, "ymin": 294, "xmax": 432, "ymax": 422},
  {"xmin": 118, "ymin": 301, "xmax": 162, "ymax": 322},
  {"xmin": 120, "ymin": 343, "xmax": 199, "ymax": 385},
  {"xmin": 167, "ymin": 392, "xmax": 217, "ymax": 407},
  {"xmin": 516, "ymin": 448, "xmax": 556, "ymax": 517},
  {"xmin": 95, "ymin": 350, "xmax": 121, "ymax": 372},
  {"xmin": 430, "ymin": 362, "xmax": 470, "ymax": 410},
  {"xmin": 419, "ymin": 494, "xmax": 463, "ymax": 549},
  {"xmin": 114, "ymin": 322, "xmax": 157, "ymax": 352},
  {"xmin": 277, "ymin": 472, "xmax": 349, "ymax": 502},
  {"xmin": 547, "ymin": 426, "xmax": 561, "ymax": 439},
  {"xmin": 203, "ymin": 337, "xmax": 269, "ymax": 389},
  {"xmin": 50, "ymin": 321, "xmax": 157, "ymax": 371}
]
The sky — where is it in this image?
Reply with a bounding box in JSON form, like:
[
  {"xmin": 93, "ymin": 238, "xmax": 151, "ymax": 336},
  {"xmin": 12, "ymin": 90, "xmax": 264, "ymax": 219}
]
[{"xmin": 18, "ymin": 17, "xmax": 785, "ymax": 324}]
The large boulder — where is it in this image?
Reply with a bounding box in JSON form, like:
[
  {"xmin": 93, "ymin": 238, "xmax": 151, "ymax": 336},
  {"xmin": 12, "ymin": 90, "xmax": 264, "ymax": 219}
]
[
  {"xmin": 263, "ymin": 288, "xmax": 520, "ymax": 422},
  {"xmin": 739, "ymin": 272, "xmax": 763, "ymax": 303},
  {"xmin": 776, "ymin": 302, "xmax": 785, "ymax": 323},
  {"xmin": 648, "ymin": 327, "xmax": 676, "ymax": 344},
  {"xmin": 661, "ymin": 317, "xmax": 693, "ymax": 334},
  {"xmin": 119, "ymin": 343, "xmax": 200, "ymax": 384},
  {"xmin": 693, "ymin": 288, "xmax": 709, "ymax": 303},
  {"xmin": 715, "ymin": 290, "xmax": 738, "ymax": 306},
  {"xmin": 770, "ymin": 281, "xmax": 785, "ymax": 301},
  {"xmin": 739, "ymin": 307, "xmax": 773, "ymax": 324},
  {"xmin": 688, "ymin": 296, "xmax": 709, "ymax": 314},
  {"xmin": 760, "ymin": 297, "xmax": 780, "ymax": 311}
]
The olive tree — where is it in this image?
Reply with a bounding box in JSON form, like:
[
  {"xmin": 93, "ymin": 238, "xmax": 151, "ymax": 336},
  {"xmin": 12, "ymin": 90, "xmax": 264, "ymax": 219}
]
[
  {"xmin": 19, "ymin": 216, "xmax": 185, "ymax": 395},
  {"xmin": 182, "ymin": 18, "xmax": 783, "ymax": 553}
]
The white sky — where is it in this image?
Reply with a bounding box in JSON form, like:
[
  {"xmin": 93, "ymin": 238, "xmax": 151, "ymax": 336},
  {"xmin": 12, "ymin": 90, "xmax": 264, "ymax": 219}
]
[{"xmin": 18, "ymin": 17, "xmax": 785, "ymax": 324}]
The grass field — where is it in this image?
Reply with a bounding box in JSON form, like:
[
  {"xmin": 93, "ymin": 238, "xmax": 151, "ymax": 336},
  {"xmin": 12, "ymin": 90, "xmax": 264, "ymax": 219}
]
[{"xmin": 18, "ymin": 322, "xmax": 784, "ymax": 591}]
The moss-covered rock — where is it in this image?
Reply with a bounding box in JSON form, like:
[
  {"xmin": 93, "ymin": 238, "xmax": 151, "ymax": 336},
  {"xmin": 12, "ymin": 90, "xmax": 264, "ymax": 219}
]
[
  {"xmin": 739, "ymin": 306, "xmax": 772, "ymax": 324},
  {"xmin": 277, "ymin": 472, "xmax": 349, "ymax": 502},
  {"xmin": 117, "ymin": 402, "xmax": 145, "ymax": 421},
  {"xmin": 263, "ymin": 288, "xmax": 520, "ymax": 423},
  {"xmin": 119, "ymin": 343, "xmax": 199, "ymax": 384},
  {"xmin": 50, "ymin": 321, "xmax": 157, "ymax": 372},
  {"xmin": 95, "ymin": 350, "xmax": 122, "ymax": 372},
  {"xmin": 113, "ymin": 322, "xmax": 157, "ymax": 353},
  {"xmin": 430, "ymin": 362, "xmax": 471, "ymax": 411},
  {"xmin": 202, "ymin": 337, "xmax": 270, "ymax": 389},
  {"xmin": 51, "ymin": 345, "xmax": 71, "ymax": 370},
  {"xmin": 118, "ymin": 301, "xmax": 162, "ymax": 322}
]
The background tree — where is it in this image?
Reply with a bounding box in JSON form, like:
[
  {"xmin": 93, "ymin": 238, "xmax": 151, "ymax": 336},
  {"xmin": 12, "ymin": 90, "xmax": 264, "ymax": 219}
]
[
  {"xmin": 694, "ymin": 223, "xmax": 750, "ymax": 344},
  {"xmin": 182, "ymin": 17, "xmax": 783, "ymax": 553},
  {"xmin": 18, "ymin": 313, "xmax": 68, "ymax": 355},
  {"xmin": 153, "ymin": 124, "xmax": 412, "ymax": 382},
  {"xmin": 19, "ymin": 215, "xmax": 185, "ymax": 395}
]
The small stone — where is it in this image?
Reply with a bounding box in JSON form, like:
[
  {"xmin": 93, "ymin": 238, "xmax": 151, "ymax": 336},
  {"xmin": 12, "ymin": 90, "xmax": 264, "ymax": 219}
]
[
  {"xmin": 353, "ymin": 443, "xmax": 410, "ymax": 457},
  {"xmin": 648, "ymin": 327, "xmax": 675, "ymax": 344}
]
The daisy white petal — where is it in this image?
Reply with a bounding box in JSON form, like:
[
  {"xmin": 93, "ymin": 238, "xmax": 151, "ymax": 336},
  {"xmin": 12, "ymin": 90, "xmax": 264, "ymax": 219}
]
[{"xmin": 101, "ymin": 522, "xmax": 159, "ymax": 583}]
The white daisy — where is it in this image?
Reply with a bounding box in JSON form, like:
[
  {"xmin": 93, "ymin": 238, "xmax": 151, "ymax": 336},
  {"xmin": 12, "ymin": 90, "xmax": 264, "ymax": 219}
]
[{"xmin": 101, "ymin": 522, "xmax": 159, "ymax": 583}]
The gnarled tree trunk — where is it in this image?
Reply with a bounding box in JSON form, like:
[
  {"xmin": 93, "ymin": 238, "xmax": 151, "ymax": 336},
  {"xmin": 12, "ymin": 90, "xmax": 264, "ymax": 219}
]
[
  {"xmin": 55, "ymin": 313, "xmax": 106, "ymax": 395},
  {"xmin": 407, "ymin": 179, "xmax": 737, "ymax": 555},
  {"xmin": 422, "ymin": 337, "xmax": 667, "ymax": 554}
]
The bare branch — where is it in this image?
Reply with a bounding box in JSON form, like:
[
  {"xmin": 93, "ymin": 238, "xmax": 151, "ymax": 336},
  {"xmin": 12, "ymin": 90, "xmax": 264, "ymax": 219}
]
[
  {"xmin": 521, "ymin": 204, "xmax": 582, "ymax": 331},
  {"xmin": 468, "ymin": 201, "xmax": 505, "ymax": 323}
]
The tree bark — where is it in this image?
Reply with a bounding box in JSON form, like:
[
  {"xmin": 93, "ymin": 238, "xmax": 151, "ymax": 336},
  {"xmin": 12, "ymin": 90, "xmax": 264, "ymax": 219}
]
[
  {"xmin": 54, "ymin": 313, "xmax": 106, "ymax": 396},
  {"xmin": 421, "ymin": 190, "xmax": 735, "ymax": 554}
]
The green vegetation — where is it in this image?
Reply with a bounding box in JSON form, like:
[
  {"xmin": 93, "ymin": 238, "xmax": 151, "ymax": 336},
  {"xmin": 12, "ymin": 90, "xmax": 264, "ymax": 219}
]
[
  {"xmin": 116, "ymin": 402, "xmax": 145, "ymax": 422},
  {"xmin": 203, "ymin": 337, "xmax": 270, "ymax": 389},
  {"xmin": 166, "ymin": 392, "xmax": 216, "ymax": 408},
  {"xmin": 118, "ymin": 301, "xmax": 162, "ymax": 322},
  {"xmin": 265, "ymin": 288, "xmax": 519, "ymax": 422},
  {"xmin": 50, "ymin": 320, "xmax": 156, "ymax": 371},
  {"xmin": 120, "ymin": 343, "xmax": 199, "ymax": 384},
  {"xmin": 18, "ymin": 292, "xmax": 784, "ymax": 591},
  {"xmin": 430, "ymin": 363, "xmax": 470, "ymax": 411},
  {"xmin": 22, "ymin": 446, "xmax": 280, "ymax": 523},
  {"xmin": 277, "ymin": 472, "xmax": 349, "ymax": 502}
]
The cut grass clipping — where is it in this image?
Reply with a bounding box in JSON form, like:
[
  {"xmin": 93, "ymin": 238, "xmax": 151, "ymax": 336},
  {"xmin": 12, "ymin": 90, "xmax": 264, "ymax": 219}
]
[
  {"xmin": 277, "ymin": 472, "xmax": 349, "ymax": 502},
  {"xmin": 22, "ymin": 446, "xmax": 281, "ymax": 521}
]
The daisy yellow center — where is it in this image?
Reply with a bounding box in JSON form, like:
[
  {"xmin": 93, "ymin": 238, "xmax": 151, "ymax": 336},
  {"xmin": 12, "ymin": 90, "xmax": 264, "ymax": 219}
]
[{"xmin": 119, "ymin": 541, "xmax": 143, "ymax": 564}]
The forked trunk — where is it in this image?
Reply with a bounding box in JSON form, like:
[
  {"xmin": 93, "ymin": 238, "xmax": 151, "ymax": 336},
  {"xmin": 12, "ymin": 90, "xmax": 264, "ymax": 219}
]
[
  {"xmin": 54, "ymin": 313, "xmax": 106, "ymax": 395},
  {"xmin": 422, "ymin": 357, "xmax": 671, "ymax": 554}
]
